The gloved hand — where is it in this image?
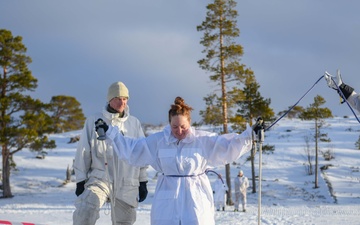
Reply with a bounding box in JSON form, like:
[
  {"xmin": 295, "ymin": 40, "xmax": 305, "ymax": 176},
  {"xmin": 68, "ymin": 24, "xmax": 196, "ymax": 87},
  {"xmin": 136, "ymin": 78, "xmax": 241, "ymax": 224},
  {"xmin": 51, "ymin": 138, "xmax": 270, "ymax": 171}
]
[
  {"xmin": 252, "ymin": 117, "xmax": 265, "ymax": 135},
  {"xmin": 95, "ymin": 118, "xmax": 109, "ymax": 140},
  {"xmin": 324, "ymin": 70, "xmax": 354, "ymax": 103},
  {"xmin": 95, "ymin": 118, "xmax": 109, "ymax": 133},
  {"xmin": 75, "ymin": 180, "xmax": 86, "ymax": 196},
  {"xmin": 138, "ymin": 181, "xmax": 148, "ymax": 202}
]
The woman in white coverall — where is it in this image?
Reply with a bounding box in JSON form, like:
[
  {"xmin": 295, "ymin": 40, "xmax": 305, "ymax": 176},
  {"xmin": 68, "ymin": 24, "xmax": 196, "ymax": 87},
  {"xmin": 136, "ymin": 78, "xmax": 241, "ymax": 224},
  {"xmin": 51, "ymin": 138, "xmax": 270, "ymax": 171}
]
[
  {"xmin": 213, "ymin": 174, "xmax": 228, "ymax": 211},
  {"xmin": 96, "ymin": 96, "xmax": 253, "ymax": 225},
  {"xmin": 325, "ymin": 70, "xmax": 360, "ymax": 113},
  {"xmin": 73, "ymin": 82, "xmax": 148, "ymax": 225}
]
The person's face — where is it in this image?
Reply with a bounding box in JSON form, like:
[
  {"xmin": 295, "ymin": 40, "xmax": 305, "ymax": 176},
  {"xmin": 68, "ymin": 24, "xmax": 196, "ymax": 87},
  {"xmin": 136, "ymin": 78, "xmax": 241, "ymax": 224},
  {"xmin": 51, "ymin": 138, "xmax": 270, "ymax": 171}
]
[
  {"xmin": 109, "ymin": 97, "xmax": 128, "ymax": 113},
  {"xmin": 170, "ymin": 115, "xmax": 190, "ymax": 140}
]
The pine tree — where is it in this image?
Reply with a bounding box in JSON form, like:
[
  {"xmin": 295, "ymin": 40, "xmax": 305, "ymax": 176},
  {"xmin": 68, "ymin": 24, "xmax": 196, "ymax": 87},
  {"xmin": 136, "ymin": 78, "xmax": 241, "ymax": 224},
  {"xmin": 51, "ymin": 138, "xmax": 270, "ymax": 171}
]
[
  {"xmin": 197, "ymin": 0, "xmax": 253, "ymax": 204},
  {"xmin": 277, "ymin": 105, "xmax": 305, "ymax": 119},
  {"xmin": 0, "ymin": 29, "xmax": 55, "ymax": 197},
  {"xmin": 299, "ymin": 95, "xmax": 333, "ymax": 188},
  {"xmin": 200, "ymin": 93, "xmax": 224, "ymax": 126},
  {"xmin": 48, "ymin": 95, "xmax": 85, "ymax": 133},
  {"xmin": 229, "ymin": 74, "xmax": 274, "ymax": 193},
  {"xmin": 229, "ymin": 74, "xmax": 274, "ymax": 131}
]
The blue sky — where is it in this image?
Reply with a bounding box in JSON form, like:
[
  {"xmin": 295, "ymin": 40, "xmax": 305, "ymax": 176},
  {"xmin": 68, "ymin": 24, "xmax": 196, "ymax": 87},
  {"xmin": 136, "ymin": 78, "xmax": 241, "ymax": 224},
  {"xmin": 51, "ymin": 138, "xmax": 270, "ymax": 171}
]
[{"xmin": 1, "ymin": 1, "xmax": 359, "ymax": 124}]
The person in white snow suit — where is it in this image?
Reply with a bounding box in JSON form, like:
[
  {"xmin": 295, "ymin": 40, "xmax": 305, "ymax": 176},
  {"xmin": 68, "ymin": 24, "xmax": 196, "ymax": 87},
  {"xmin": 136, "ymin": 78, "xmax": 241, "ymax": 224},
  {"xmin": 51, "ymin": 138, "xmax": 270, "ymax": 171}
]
[
  {"xmin": 95, "ymin": 96, "xmax": 253, "ymax": 225},
  {"xmin": 212, "ymin": 174, "xmax": 228, "ymax": 211},
  {"xmin": 234, "ymin": 170, "xmax": 249, "ymax": 212},
  {"xmin": 73, "ymin": 81, "xmax": 148, "ymax": 225},
  {"xmin": 325, "ymin": 70, "xmax": 360, "ymax": 113}
]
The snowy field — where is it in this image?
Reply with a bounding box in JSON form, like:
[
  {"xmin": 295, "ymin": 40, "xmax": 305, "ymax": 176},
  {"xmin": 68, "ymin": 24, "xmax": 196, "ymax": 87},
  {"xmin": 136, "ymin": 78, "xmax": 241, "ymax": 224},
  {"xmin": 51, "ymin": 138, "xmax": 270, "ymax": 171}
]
[{"xmin": 1, "ymin": 117, "xmax": 360, "ymax": 225}]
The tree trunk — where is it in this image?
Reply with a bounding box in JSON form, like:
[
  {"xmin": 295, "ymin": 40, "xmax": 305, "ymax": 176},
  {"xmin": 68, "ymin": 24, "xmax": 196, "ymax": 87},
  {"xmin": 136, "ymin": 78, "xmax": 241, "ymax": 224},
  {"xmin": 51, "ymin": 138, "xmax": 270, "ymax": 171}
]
[
  {"xmin": 2, "ymin": 146, "xmax": 13, "ymax": 198},
  {"xmin": 225, "ymin": 164, "xmax": 233, "ymax": 205},
  {"xmin": 219, "ymin": 18, "xmax": 233, "ymax": 205}
]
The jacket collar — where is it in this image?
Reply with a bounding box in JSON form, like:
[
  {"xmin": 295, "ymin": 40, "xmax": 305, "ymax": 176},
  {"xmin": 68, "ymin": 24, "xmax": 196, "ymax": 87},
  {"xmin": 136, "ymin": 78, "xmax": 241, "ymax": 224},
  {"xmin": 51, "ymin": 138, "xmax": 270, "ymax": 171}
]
[
  {"xmin": 163, "ymin": 125, "xmax": 196, "ymax": 144},
  {"xmin": 102, "ymin": 105, "xmax": 130, "ymax": 122}
]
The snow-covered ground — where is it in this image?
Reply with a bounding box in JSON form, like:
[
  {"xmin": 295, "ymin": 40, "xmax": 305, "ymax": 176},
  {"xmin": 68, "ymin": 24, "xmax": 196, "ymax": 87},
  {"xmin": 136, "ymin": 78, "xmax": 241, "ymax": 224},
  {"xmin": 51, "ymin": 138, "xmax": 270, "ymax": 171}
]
[{"xmin": 1, "ymin": 117, "xmax": 360, "ymax": 225}]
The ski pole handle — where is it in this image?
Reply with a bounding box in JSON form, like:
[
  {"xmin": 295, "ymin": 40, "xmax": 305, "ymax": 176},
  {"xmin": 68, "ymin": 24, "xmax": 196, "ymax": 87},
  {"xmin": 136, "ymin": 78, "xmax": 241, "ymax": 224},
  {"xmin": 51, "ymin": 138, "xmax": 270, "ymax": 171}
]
[{"xmin": 257, "ymin": 129, "xmax": 264, "ymax": 143}]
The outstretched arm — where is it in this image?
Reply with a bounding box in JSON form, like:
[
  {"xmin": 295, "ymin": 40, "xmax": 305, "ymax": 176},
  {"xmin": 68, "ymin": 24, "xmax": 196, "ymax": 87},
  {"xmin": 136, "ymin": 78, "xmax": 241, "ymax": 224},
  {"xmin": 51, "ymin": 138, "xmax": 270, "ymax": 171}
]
[
  {"xmin": 324, "ymin": 70, "xmax": 360, "ymax": 113},
  {"xmin": 95, "ymin": 118, "xmax": 154, "ymax": 167}
]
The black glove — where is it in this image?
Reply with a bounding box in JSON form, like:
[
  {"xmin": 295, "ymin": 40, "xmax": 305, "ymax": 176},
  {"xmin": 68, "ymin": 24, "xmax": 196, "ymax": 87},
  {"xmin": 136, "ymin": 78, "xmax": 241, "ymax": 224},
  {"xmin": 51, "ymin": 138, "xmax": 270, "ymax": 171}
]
[
  {"xmin": 95, "ymin": 118, "xmax": 109, "ymax": 133},
  {"xmin": 75, "ymin": 180, "xmax": 86, "ymax": 196},
  {"xmin": 95, "ymin": 119, "xmax": 108, "ymax": 140},
  {"xmin": 338, "ymin": 83, "xmax": 354, "ymax": 103},
  {"xmin": 252, "ymin": 117, "xmax": 265, "ymax": 135},
  {"xmin": 138, "ymin": 181, "xmax": 148, "ymax": 202}
]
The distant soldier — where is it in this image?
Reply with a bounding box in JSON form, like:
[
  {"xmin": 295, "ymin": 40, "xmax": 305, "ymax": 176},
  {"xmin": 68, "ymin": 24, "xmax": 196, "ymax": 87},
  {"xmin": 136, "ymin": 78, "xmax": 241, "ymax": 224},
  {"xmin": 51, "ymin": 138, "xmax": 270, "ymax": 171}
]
[
  {"xmin": 234, "ymin": 170, "xmax": 249, "ymax": 212},
  {"xmin": 213, "ymin": 174, "xmax": 228, "ymax": 211}
]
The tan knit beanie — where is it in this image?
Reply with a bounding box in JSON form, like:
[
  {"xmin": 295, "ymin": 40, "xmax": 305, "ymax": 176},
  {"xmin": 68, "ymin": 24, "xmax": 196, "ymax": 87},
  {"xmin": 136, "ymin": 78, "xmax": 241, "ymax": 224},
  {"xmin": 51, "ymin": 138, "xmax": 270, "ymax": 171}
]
[{"xmin": 107, "ymin": 82, "xmax": 129, "ymax": 102}]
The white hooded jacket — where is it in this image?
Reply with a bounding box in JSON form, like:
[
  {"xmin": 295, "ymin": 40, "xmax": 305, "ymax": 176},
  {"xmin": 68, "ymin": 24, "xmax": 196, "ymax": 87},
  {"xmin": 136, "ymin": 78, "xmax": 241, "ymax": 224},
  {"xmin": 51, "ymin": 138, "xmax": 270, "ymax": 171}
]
[
  {"xmin": 106, "ymin": 124, "xmax": 253, "ymax": 225},
  {"xmin": 213, "ymin": 178, "xmax": 228, "ymax": 204},
  {"xmin": 234, "ymin": 175, "xmax": 249, "ymax": 194},
  {"xmin": 74, "ymin": 106, "xmax": 147, "ymax": 207}
]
